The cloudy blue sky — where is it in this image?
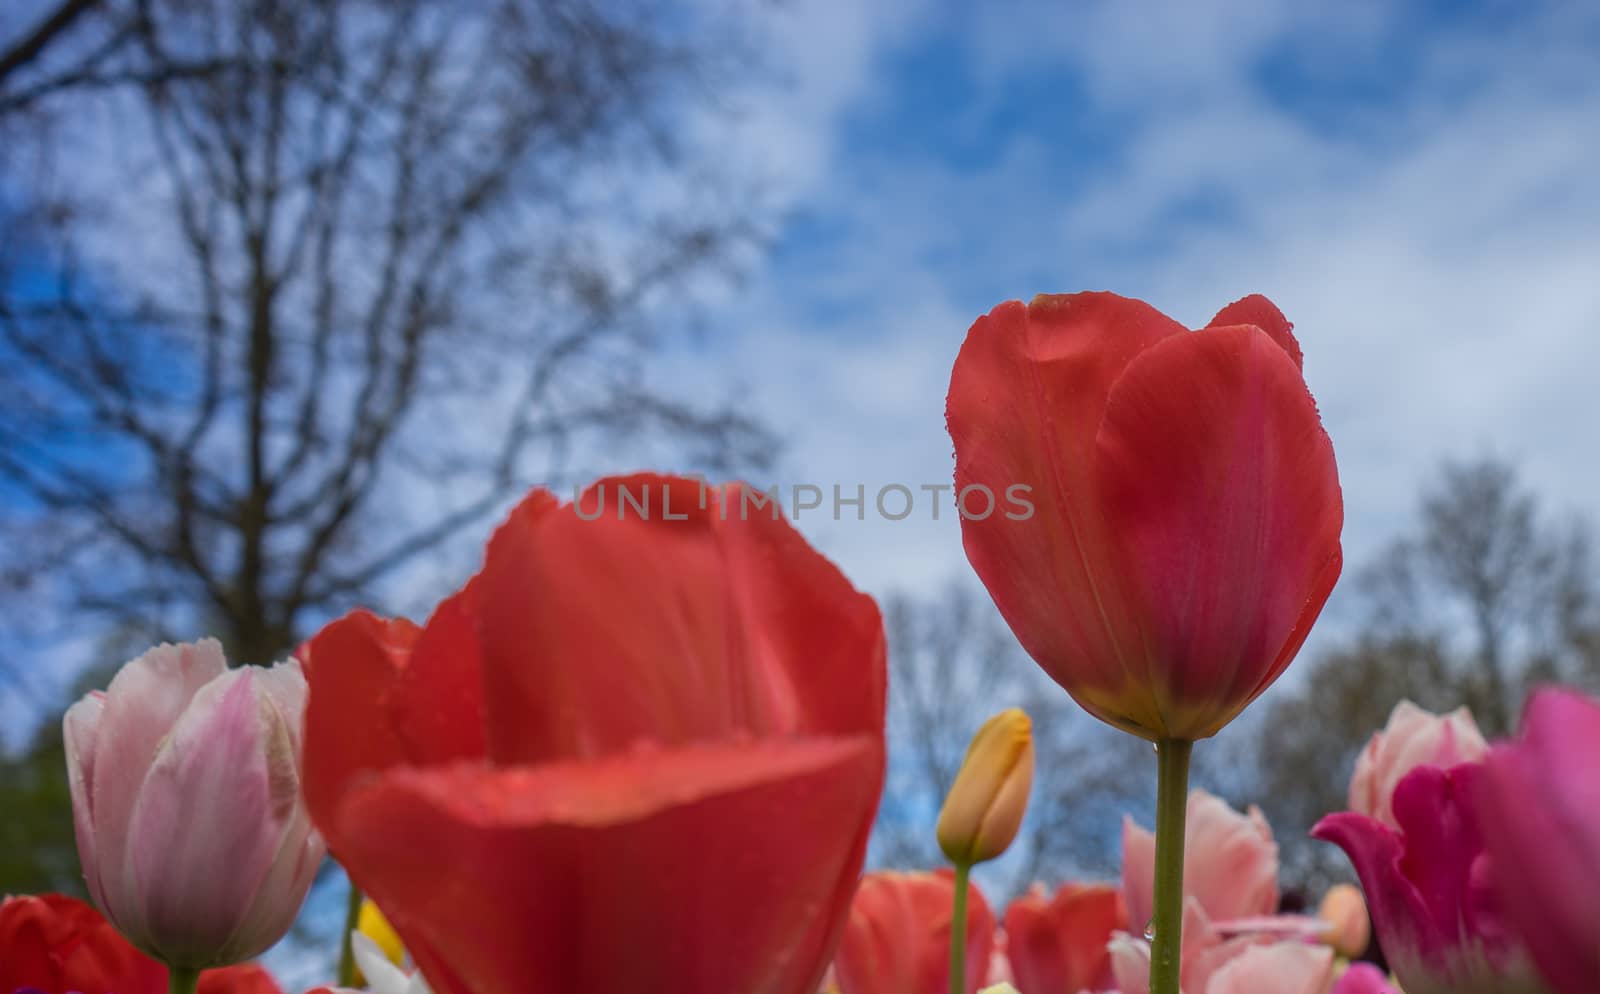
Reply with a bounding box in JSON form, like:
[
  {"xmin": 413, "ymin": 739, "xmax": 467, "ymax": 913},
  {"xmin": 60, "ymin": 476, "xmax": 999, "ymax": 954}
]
[{"xmin": 657, "ymin": 0, "xmax": 1600, "ymax": 617}]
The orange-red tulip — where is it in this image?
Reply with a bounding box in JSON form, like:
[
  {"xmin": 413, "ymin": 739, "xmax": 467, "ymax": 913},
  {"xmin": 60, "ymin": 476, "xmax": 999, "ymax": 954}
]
[
  {"xmin": 947, "ymin": 292, "xmax": 1343, "ymax": 740},
  {"xmin": 0, "ymin": 893, "xmax": 283, "ymax": 994},
  {"xmin": 1002, "ymin": 883, "xmax": 1126, "ymax": 994},
  {"xmin": 832, "ymin": 870, "xmax": 995, "ymax": 994},
  {"xmin": 299, "ymin": 475, "xmax": 886, "ymax": 994}
]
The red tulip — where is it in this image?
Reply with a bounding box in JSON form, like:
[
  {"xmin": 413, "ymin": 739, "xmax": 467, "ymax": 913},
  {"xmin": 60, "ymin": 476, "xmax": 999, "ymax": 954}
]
[
  {"xmin": 832, "ymin": 870, "xmax": 995, "ymax": 994},
  {"xmin": 1002, "ymin": 882, "xmax": 1126, "ymax": 994},
  {"xmin": 946, "ymin": 292, "xmax": 1343, "ymax": 740},
  {"xmin": 0, "ymin": 893, "xmax": 283, "ymax": 994},
  {"xmin": 299, "ymin": 475, "xmax": 887, "ymax": 994},
  {"xmin": 0, "ymin": 893, "xmax": 164, "ymax": 994}
]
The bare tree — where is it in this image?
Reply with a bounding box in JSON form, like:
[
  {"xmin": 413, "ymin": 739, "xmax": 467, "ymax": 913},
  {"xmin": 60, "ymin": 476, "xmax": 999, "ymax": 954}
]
[
  {"xmin": 0, "ymin": 0, "xmax": 776, "ymax": 675},
  {"xmin": 0, "ymin": 1, "xmax": 101, "ymax": 89},
  {"xmin": 1255, "ymin": 456, "xmax": 1600, "ymax": 894},
  {"xmin": 1360, "ymin": 457, "xmax": 1598, "ymax": 732}
]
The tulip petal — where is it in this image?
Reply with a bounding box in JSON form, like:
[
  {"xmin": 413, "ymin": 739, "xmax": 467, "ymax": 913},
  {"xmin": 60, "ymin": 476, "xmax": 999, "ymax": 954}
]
[
  {"xmin": 0, "ymin": 893, "xmax": 168, "ymax": 994},
  {"xmin": 1180, "ymin": 796, "xmax": 1279, "ymax": 924},
  {"xmin": 1314, "ymin": 764, "xmax": 1507, "ymax": 992},
  {"xmin": 391, "ymin": 583, "xmax": 487, "ymax": 764},
  {"xmin": 88, "ymin": 641, "xmax": 228, "ymax": 904},
  {"xmin": 948, "ymin": 294, "xmax": 1185, "ymax": 735},
  {"xmin": 1123, "ymin": 791, "xmax": 1278, "ymax": 933},
  {"xmin": 1206, "ymin": 942, "xmax": 1333, "ymax": 994},
  {"xmin": 834, "ymin": 870, "xmax": 996, "ymax": 994},
  {"xmin": 299, "ymin": 611, "xmax": 424, "ymax": 842},
  {"xmin": 126, "ymin": 670, "xmax": 300, "ymax": 965},
  {"xmin": 476, "ymin": 477, "xmax": 884, "ymax": 764},
  {"xmin": 1107, "ymin": 932, "xmax": 1151, "ymax": 994},
  {"xmin": 336, "ymin": 737, "xmax": 882, "ymax": 994},
  {"xmin": 1003, "ymin": 883, "xmax": 1125, "ymax": 994},
  {"xmin": 1094, "ymin": 324, "xmax": 1342, "ymax": 738},
  {"xmin": 64, "ymin": 691, "xmax": 108, "ymax": 910},
  {"xmin": 1205, "ymin": 294, "xmax": 1303, "ymax": 370},
  {"xmin": 196, "ymin": 963, "xmax": 286, "ymax": 994}
]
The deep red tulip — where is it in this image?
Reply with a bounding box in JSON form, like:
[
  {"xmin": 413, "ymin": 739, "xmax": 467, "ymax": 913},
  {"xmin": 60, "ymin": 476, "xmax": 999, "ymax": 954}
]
[
  {"xmin": 1473, "ymin": 688, "xmax": 1600, "ymax": 994},
  {"xmin": 0, "ymin": 893, "xmax": 164, "ymax": 994},
  {"xmin": 0, "ymin": 894, "xmax": 283, "ymax": 994},
  {"xmin": 196, "ymin": 964, "xmax": 285, "ymax": 994},
  {"xmin": 947, "ymin": 292, "xmax": 1343, "ymax": 740},
  {"xmin": 832, "ymin": 870, "xmax": 995, "ymax": 994},
  {"xmin": 299, "ymin": 475, "xmax": 887, "ymax": 994},
  {"xmin": 1003, "ymin": 882, "xmax": 1126, "ymax": 994}
]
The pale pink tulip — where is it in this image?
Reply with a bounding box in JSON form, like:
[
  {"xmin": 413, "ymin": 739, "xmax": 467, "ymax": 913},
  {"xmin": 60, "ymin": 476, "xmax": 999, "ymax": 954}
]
[
  {"xmin": 1109, "ymin": 931, "xmax": 1334, "ymax": 994},
  {"xmin": 64, "ymin": 640, "xmax": 324, "ymax": 968},
  {"xmin": 1123, "ymin": 789, "xmax": 1278, "ymax": 932},
  {"xmin": 1348, "ymin": 700, "xmax": 1486, "ymax": 830},
  {"xmin": 1205, "ymin": 943, "xmax": 1334, "ymax": 994}
]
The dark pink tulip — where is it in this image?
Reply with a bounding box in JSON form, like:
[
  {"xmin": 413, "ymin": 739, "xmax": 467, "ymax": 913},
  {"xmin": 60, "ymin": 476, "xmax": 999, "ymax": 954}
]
[
  {"xmin": 1332, "ymin": 963, "xmax": 1399, "ymax": 994},
  {"xmin": 1313, "ymin": 765, "xmax": 1551, "ymax": 994},
  {"xmin": 1473, "ymin": 688, "xmax": 1600, "ymax": 994}
]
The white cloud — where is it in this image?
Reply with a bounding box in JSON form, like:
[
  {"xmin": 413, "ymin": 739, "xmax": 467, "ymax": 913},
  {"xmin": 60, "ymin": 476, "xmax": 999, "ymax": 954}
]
[{"xmin": 695, "ymin": 0, "xmax": 1600, "ymax": 625}]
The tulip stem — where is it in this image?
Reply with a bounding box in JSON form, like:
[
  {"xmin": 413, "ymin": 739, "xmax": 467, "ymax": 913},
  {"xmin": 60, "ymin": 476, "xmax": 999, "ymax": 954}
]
[
  {"xmin": 1150, "ymin": 738, "xmax": 1192, "ymax": 994},
  {"xmin": 338, "ymin": 873, "xmax": 363, "ymax": 987},
  {"xmin": 168, "ymin": 966, "xmax": 201, "ymax": 994},
  {"xmin": 949, "ymin": 861, "xmax": 970, "ymax": 994}
]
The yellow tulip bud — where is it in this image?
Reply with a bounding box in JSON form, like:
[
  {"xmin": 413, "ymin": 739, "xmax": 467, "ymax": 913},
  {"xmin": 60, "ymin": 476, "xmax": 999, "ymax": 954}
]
[
  {"xmin": 1318, "ymin": 883, "xmax": 1370, "ymax": 958},
  {"xmin": 937, "ymin": 708, "xmax": 1034, "ymax": 865},
  {"xmin": 358, "ymin": 898, "xmax": 406, "ymax": 968}
]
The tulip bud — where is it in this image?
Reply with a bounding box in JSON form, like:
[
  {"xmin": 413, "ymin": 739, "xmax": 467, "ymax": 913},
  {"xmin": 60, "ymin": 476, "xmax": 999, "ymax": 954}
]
[
  {"xmin": 937, "ymin": 708, "xmax": 1034, "ymax": 865},
  {"xmin": 64, "ymin": 640, "xmax": 325, "ymax": 969},
  {"xmin": 1317, "ymin": 884, "xmax": 1370, "ymax": 958}
]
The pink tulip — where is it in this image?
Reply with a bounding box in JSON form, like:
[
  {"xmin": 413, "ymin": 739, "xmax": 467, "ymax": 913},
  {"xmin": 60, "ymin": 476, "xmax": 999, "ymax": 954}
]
[
  {"xmin": 64, "ymin": 640, "xmax": 324, "ymax": 968},
  {"xmin": 832, "ymin": 870, "xmax": 994, "ymax": 994},
  {"xmin": 1473, "ymin": 688, "xmax": 1600, "ymax": 994},
  {"xmin": 1123, "ymin": 790, "xmax": 1279, "ymax": 932},
  {"xmin": 1331, "ymin": 963, "xmax": 1399, "ymax": 994},
  {"xmin": 1109, "ymin": 932, "xmax": 1334, "ymax": 994},
  {"xmin": 1348, "ymin": 701, "xmax": 1486, "ymax": 830},
  {"xmin": 1313, "ymin": 764, "xmax": 1551, "ymax": 994}
]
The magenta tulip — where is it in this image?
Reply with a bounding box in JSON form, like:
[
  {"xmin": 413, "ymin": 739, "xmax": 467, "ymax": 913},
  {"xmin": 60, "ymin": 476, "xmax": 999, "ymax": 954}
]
[
  {"xmin": 1473, "ymin": 688, "xmax": 1600, "ymax": 994},
  {"xmin": 63, "ymin": 640, "xmax": 324, "ymax": 969},
  {"xmin": 1314, "ymin": 764, "xmax": 1551, "ymax": 994}
]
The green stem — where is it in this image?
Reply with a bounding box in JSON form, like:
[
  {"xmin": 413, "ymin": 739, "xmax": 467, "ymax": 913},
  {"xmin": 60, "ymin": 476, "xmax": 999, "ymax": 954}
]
[
  {"xmin": 337, "ymin": 872, "xmax": 363, "ymax": 987},
  {"xmin": 949, "ymin": 861, "xmax": 971, "ymax": 994},
  {"xmin": 1149, "ymin": 738, "xmax": 1193, "ymax": 994},
  {"xmin": 167, "ymin": 966, "xmax": 201, "ymax": 994}
]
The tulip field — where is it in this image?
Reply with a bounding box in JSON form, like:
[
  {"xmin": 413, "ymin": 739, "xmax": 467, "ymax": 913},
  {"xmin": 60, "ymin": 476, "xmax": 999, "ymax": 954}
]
[{"xmin": 3, "ymin": 291, "xmax": 1594, "ymax": 994}]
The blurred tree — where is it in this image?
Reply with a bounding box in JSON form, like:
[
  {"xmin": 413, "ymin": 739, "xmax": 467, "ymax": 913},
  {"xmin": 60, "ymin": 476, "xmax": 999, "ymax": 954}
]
[
  {"xmin": 875, "ymin": 581, "xmax": 1148, "ymax": 900},
  {"xmin": 0, "ymin": 0, "xmax": 778, "ymax": 896},
  {"xmin": 0, "ymin": 0, "xmax": 775, "ymax": 672},
  {"xmin": 1256, "ymin": 456, "xmax": 1600, "ymax": 893}
]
